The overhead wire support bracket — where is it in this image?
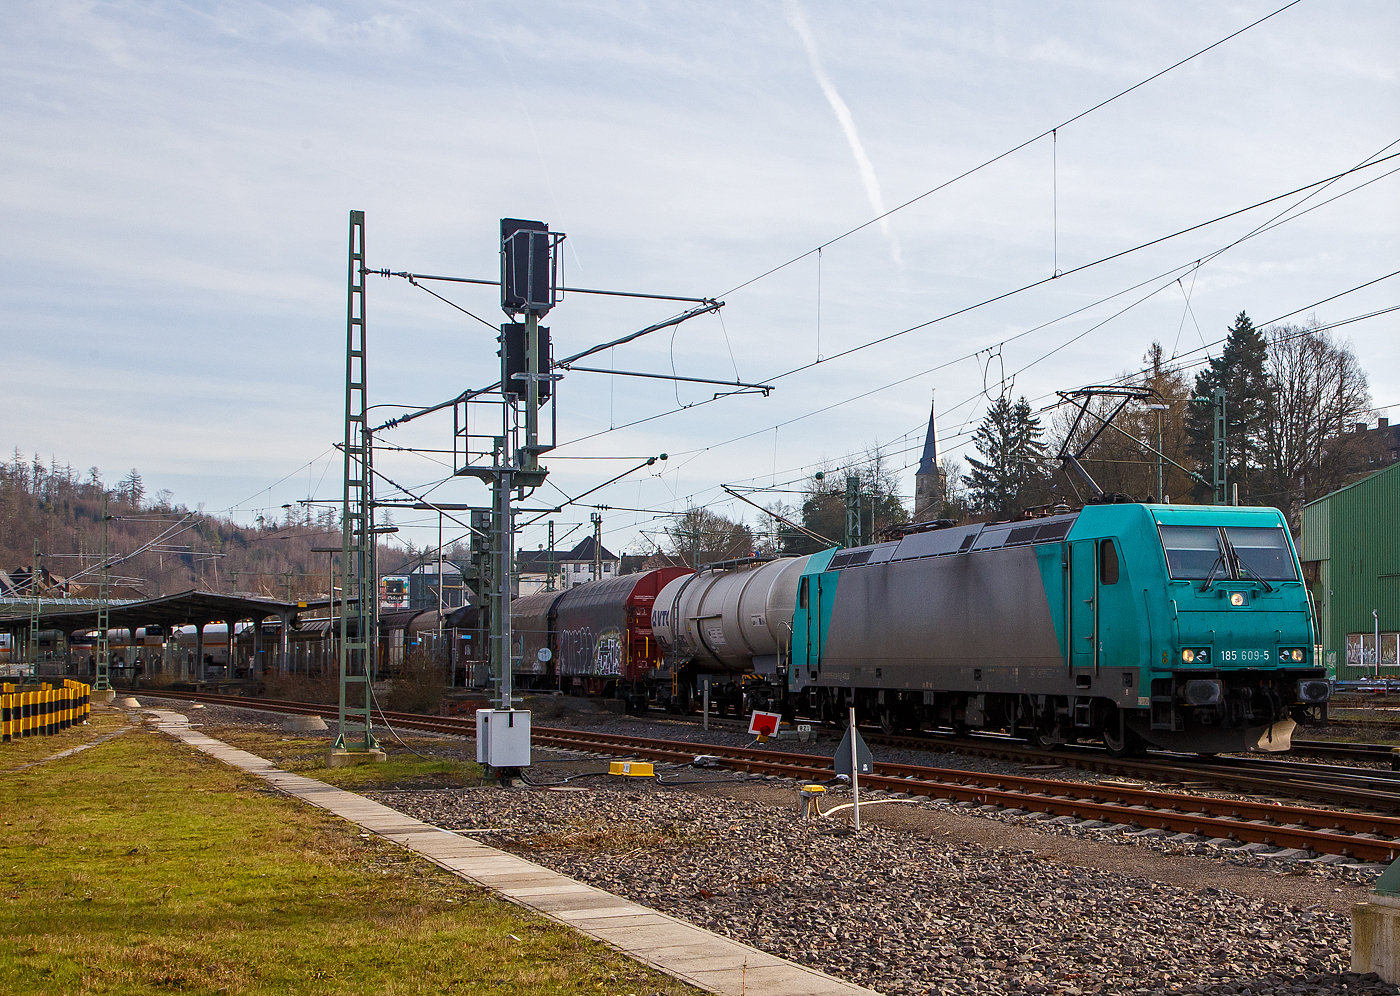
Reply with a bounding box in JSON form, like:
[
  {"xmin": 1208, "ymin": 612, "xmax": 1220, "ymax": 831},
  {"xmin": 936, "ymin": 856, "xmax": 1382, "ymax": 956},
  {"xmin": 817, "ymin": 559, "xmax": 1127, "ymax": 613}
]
[
  {"xmin": 559, "ymin": 364, "xmax": 774, "ymax": 396},
  {"xmin": 369, "ymin": 299, "xmax": 725, "ymax": 433},
  {"xmin": 722, "ymin": 486, "xmax": 840, "ymax": 549},
  {"xmin": 519, "ymin": 454, "xmax": 668, "ymax": 528},
  {"xmin": 373, "ymin": 268, "xmax": 719, "ymax": 306}
]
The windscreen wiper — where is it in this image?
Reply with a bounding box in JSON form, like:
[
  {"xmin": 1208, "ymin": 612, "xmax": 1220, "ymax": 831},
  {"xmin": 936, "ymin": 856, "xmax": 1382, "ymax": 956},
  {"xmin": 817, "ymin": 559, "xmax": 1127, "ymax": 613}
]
[
  {"xmin": 1223, "ymin": 532, "xmax": 1274, "ymax": 592},
  {"xmin": 1199, "ymin": 552, "xmax": 1226, "ymax": 591}
]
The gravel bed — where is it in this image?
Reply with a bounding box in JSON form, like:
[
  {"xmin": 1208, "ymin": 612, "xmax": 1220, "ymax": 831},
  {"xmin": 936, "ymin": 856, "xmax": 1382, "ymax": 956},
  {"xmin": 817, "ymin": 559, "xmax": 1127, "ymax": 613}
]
[
  {"xmin": 374, "ymin": 782, "xmax": 1397, "ymax": 996},
  {"xmin": 134, "ymin": 694, "xmax": 1400, "ymax": 991},
  {"xmin": 136, "ymin": 693, "xmax": 1395, "ymax": 885},
  {"xmin": 542, "ymin": 713, "xmax": 1400, "ymax": 818}
]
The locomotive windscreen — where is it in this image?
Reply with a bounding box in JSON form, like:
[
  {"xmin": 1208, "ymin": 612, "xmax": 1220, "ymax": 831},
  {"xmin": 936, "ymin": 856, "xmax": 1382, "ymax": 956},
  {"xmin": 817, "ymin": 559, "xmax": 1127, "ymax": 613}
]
[
  {"xmin": 1159, "ymin": 525, "xmax": 1224, "ymax": 580},
  {"xmin": 1159, "ymin": 524, "xmax": 1298, "ymax": 583},
  {"xmin": 1223, "ymin": 526, "xmax": 1297, "ymax": 581}
]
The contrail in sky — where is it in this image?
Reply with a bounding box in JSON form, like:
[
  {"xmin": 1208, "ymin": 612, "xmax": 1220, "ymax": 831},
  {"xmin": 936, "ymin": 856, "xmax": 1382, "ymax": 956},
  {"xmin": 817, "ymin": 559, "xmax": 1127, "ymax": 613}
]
[{"xmin": 784, "ymin": 0, "xmax": 901, "ymax": 264}]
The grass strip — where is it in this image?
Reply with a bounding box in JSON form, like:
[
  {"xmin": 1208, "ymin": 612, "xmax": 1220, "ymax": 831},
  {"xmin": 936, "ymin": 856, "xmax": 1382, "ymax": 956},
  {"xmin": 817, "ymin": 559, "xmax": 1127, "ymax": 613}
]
[
  {"xmin": 1, "ymin": 709, "xmax": 128, "ymax": 771},
  {"xmin": 194, "ymin": 723, "xmax": 486, "ymax": 791},
  {"xmin": 0, "ymin": 722, "xmax": 702, "ymax": 996}
]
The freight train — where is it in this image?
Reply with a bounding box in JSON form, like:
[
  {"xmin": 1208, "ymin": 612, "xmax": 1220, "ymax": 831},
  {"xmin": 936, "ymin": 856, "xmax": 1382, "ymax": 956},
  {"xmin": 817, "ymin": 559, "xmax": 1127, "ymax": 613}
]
[
  {"xmin": 648, "ymin": 502, "xmax": 1328, "ymax": 755},
  {"xmin": 510, "ymin": 566, "xmax": 692, "ymax": 710}
]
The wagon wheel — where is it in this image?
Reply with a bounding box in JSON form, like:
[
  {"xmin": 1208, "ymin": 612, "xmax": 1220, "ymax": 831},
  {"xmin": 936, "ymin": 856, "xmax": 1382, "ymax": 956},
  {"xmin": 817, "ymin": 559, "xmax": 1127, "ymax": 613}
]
[
  {"xmin": 879, "ymin": 707, "xmax": 897, "ymax": 736},
  {"xmin": 1102, "ymin": 710, "xmax": 1147, "ymax": 757}
]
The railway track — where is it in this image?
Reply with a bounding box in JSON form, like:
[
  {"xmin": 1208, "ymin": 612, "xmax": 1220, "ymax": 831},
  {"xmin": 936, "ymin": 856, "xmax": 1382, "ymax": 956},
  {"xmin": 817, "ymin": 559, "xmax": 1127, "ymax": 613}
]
[
  {"xmin": 647, "ymin": 707, "xmax": 1400, "ymax": 803},
  {"xmin": 139, "ymin": 690, "xmax": 1400, "ymax": 863}
]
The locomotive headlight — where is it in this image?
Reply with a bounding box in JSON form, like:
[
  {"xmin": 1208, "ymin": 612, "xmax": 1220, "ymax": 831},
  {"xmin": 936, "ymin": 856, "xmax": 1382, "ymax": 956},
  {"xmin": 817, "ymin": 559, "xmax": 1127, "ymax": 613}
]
[
  {"xmin": 1181, "ymin": 648, "xmax": 1210, "ymax": 664},
  {"xmin": 1296, "ymin": 679, "xmax": 1330, "ymax": 703},
  {"xmin": 1182, "ymin": 679, "xmax": 1224, "ymax": 706},
  {"xmin": 1229, "ymin": 591, "xmax": 1247, "ymax": 607},
  {"xmin": 1279, "ymin": 647, "xmax": 1307, "ymax": 663},
  {"xmin": 1182, "ymin": 648, "xmax": 1195, "ymax": 663}
]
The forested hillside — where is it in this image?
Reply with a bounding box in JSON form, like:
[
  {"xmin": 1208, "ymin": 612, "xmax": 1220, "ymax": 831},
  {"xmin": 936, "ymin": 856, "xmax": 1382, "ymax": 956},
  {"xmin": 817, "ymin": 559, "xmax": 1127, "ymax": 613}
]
[{"xmin": 0, "ymin": 451, "xmax": 395, "ymax": 601}]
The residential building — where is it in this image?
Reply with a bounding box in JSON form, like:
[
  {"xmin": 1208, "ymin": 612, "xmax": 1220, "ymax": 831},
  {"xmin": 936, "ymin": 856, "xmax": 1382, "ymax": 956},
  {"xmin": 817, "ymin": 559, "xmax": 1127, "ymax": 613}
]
[{"xmin": 515, "ymin": 536, "xmax": 620, "ymax": 592}]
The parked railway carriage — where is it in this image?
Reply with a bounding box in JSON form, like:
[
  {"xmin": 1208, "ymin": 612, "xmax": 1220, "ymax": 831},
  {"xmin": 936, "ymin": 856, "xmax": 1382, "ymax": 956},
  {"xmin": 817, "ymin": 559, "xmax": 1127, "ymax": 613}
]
[
  {"xmin": 657, "ymin": 502, "xmax": 1327, "ymax": 755},
  {"xmin": 512, "ymin": 588, "xmax": 566, "ymax": 689}
]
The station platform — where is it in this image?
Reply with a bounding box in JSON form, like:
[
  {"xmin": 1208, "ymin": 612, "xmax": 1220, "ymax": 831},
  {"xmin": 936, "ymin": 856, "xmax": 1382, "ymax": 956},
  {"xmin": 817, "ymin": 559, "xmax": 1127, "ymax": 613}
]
[{"xmin": 142, "ymin": 708, "xmax": 877, "ymax": 996}]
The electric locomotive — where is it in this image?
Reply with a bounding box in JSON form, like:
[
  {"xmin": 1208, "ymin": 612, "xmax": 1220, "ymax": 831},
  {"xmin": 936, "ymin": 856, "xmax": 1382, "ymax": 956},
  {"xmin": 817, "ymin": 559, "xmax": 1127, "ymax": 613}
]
[{"xmin": 656, "ymin": 502, "xmax": 1327, "ymax": 755}]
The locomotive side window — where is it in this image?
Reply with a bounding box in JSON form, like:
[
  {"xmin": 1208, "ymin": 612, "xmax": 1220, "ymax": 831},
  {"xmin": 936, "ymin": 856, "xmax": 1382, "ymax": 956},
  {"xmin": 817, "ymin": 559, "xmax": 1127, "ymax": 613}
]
[
  {"xmin": 1099, "ymin": 539, "xmax": 1120, "ymax": 585},
  {"xmin": 1158, "ymin": 525, "xmax": 1225, "ymax": 580},
  {"xmin": 1224, "ymin": 526, "xmax": 1298, "ymax": 581},
  {"xmin": 799, "ymin": 577, "xmax": 809, "ymax": 609}
]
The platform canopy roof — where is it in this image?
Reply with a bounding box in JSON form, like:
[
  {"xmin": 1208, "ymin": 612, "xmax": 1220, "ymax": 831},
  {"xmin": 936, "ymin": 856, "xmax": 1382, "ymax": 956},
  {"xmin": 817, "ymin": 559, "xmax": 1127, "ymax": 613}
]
[{"xmin": 0, "ymin": 589, "xmax": 323, "ymax": 636}]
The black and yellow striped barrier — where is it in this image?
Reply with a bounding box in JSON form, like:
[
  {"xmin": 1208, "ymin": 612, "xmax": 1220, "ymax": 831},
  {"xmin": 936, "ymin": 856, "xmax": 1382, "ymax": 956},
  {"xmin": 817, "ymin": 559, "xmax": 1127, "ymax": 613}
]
[{"xmin": 1, "ymin": 680, "xmax": 91, "ymax": 742}]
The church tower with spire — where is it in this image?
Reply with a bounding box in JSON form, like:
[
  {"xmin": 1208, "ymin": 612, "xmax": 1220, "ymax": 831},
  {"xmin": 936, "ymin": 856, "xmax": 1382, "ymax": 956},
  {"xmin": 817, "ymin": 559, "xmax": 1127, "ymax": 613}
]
[{"xmin": 913, "ymin": 393, "xmax": 946, "ymax": 522}]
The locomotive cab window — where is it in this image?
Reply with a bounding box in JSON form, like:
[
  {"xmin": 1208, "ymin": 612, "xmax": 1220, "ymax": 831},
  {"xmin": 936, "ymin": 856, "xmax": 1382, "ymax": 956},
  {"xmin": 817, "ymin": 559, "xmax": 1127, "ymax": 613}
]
[
  {"xmin": 799, "ymin": 577, "xmax": 809, "ymax": 609},
  {"xmin": 1223, "ymin": 526, "xmax": 1298, "ymax": 581},
  {"xmin": 1099, "ymin": 539, "xmax": 1119, "ymax": 585},
  {"xmin": 1158, "ymin": 525, "xmax": 1225, "ymax": 580}
]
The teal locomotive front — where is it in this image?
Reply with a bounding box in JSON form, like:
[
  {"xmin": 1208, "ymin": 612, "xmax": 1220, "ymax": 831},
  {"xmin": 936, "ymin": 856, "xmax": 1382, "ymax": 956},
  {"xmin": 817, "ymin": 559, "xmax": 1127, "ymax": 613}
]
[{"xmin": 788, "ymin": 502, "xmax": 1326, "ymax": 754}]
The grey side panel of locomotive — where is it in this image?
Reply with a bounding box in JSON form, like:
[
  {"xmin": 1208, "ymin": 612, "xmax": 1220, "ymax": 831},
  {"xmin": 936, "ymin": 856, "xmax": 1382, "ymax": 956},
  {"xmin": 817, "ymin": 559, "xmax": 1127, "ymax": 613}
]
[{"xmin": 811, "ymin": 545, "xmax": 1137, "ymax": 707}]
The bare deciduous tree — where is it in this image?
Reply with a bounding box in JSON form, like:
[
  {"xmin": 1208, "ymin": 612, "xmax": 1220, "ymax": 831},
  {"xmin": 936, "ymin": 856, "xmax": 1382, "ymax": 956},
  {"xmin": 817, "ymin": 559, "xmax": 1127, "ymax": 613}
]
[
  {"xmin": 1259, "ymin": 323, "xmax": 1376, "ymax": 524},
  {"xmin": 665, "ymin": 506, "xmax": 754, "ymax": 568}
]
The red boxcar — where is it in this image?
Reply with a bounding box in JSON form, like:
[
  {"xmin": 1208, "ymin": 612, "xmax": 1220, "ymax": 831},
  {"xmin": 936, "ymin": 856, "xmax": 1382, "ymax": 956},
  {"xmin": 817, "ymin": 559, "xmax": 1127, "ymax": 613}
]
[{"xmin": 511, "ymin": 567, "xmax": 692, "ymax": 703}]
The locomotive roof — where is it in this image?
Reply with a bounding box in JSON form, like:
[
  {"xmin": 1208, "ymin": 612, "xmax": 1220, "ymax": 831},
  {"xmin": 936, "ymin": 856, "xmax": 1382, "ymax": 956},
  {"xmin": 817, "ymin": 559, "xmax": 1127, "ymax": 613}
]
[{"xmin": 827, "ymin": 512, "xmax": 1081, "ymax": 571}]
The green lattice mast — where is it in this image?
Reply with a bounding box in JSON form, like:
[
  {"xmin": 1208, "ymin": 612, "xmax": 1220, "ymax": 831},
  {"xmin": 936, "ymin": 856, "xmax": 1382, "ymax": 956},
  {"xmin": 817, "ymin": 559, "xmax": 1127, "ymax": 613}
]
[
  {"xmin": 335, "ymin": 210, "xmax": 378, "ymax": 751},
  {"xmin": 94, "ymin": 493, "xmax": 111, "ymax": 692}
]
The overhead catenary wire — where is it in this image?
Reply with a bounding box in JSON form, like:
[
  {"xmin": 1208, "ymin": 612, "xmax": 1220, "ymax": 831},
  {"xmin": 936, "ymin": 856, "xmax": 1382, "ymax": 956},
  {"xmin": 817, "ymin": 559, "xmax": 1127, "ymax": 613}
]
[
  {"xmin": 711, "ymin": 0, "xmax": 1304, "ymax": 300},
  {"xmin": 754, "ymin": 151, "xmax": 1400, "ymax": 386},
  {"xmin": 546, "ymin": 292, "xmax": 1399, "ymax": 536},
  {"xmin": 364, "ymin": 77, "xmax": 1388, "ymax": 551},
  {"xmin": 554, "ymin": 151, "xmax": 1400, "ymax": 452}
]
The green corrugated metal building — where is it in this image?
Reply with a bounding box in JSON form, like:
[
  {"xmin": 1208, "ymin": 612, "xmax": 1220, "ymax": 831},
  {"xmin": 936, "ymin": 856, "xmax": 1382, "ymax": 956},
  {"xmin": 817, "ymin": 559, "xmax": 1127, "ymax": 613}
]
[{"xmin": 1300, "ymin": 461, "xmax": 1400, "ymax": 675}]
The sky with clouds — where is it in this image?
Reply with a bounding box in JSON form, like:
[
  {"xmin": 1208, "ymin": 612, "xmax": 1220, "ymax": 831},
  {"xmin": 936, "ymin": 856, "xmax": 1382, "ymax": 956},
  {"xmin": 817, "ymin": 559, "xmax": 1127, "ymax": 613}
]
[{"xmin": 4, "ymin": 1, "xmax": 1397, "ymax": 559}]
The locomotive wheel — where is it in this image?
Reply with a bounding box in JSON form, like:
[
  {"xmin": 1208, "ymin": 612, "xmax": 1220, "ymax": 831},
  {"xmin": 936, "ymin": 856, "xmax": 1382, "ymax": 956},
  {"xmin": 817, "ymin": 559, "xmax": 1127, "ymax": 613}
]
[
  {"xmin": 1033, "ymin": 729, "xmax": 1061, "ymax": 751},
  {"xmin": 1102, "ymin": 718, "xmax": 1147, "ymax": 758}
]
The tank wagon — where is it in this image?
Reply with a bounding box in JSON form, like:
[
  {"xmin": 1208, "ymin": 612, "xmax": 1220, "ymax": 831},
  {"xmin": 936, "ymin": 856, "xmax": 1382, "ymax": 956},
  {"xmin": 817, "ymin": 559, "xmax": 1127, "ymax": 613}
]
[
  {"xmin": 651, "ymin": 556, "xmax": 814, "ymax": 716},
  {"xmin": 657, "ymin": 502, "xmax": 1328, "ymax": 754},
  {"xmin": 509, "ymin": 566, "xmax": 692, "ymax": 709}
]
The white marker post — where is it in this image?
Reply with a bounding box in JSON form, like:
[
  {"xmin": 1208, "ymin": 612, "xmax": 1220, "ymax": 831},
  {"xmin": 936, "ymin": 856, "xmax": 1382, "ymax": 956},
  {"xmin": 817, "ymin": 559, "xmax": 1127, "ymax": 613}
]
[{"xmin": 849, "ymin": 705, "xmax": 861, "ymax": 832}]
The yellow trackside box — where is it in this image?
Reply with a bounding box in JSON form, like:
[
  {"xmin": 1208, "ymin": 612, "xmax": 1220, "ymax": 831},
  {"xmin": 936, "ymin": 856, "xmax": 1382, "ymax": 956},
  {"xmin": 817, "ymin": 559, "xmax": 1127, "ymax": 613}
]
[{"xmin": 609, "ymin": 761, "xmax": 655, "ymax": 777}]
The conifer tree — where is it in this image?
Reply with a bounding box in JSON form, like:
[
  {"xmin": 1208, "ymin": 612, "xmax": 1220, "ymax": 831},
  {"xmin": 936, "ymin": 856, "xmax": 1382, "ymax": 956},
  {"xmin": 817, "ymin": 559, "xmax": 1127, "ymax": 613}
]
[
  {"xmin": 962, "ymin": 395, "xmax": 1050, "ymax": 518},
  {"xmin": 1184, "ymin": 312, "xmax": 1270, "ymax": 500}
]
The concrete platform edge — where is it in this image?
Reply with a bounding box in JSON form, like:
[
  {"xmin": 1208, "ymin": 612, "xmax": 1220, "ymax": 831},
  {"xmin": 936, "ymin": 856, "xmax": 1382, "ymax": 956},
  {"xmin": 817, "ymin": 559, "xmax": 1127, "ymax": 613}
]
[{"xmin": 143, "ymin": 708, "xmax": 879, "ymax": 996}]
